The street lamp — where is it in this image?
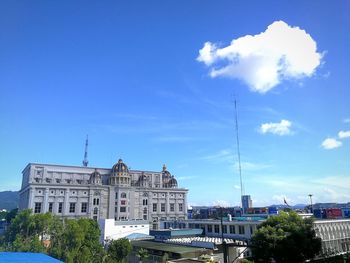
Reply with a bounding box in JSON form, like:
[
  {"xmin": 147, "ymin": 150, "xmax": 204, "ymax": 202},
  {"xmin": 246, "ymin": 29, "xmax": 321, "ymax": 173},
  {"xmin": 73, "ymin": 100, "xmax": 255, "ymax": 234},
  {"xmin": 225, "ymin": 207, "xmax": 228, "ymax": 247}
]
[{"xmin": 308, "ymin": 194, "xmax": 313, "ymax": 213}]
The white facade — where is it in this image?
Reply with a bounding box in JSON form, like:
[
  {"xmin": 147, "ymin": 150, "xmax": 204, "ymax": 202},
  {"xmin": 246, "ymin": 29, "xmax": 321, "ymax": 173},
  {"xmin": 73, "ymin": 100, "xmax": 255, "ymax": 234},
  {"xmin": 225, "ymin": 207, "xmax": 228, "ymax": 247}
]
[
  {"xmin": 314, "ymin": 219, "xmax": 350, "ymax": 255},
  {"xmin": 161, "ymin": 218, "xmax": 262, "ymax": 240},
  {"xmin": 19, "ymin": 159, "xmax": 188, "ymax": 229},
  {"xmin": 98, "ymin": 219, "xmax": 150, "ymax": 243}
]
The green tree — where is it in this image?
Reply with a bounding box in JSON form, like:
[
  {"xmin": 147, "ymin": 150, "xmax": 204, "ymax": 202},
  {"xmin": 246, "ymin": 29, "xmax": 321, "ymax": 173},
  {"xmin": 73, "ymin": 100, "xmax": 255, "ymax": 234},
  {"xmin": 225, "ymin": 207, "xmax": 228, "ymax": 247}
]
[
  {"xmin": 2, "ymin": 209, "xmax": 104, "ymax": 263},
  {"xmin": 4, "ymin": 209, "xmax": 48, "ymax": 251},
  {"xmin": 136, "ymin": 248, "xmax": 149, "ymax": 263},
  {"xmin": 5, "ymin": 208, "xmax": 18, "ymax": 223},
  {"xmin": 50, "ymin": 218, "xmax": 104, "ymax": 263},
  {"xmin": 251, "ymin": 211, "xmax": 322, "ymax": 263},
  {"xmin": 107, "ymin": 238, "xmax": 132, "ymax": 263}
]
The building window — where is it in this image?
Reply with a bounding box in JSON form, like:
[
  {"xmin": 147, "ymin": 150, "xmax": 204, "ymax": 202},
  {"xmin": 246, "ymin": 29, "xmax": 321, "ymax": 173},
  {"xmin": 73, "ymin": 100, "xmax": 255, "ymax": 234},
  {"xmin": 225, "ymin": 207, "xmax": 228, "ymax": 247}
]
[
  {"xmin": 121, "ymin": 192, "xmax": 127, "ymax": 198},
  {"xmin": 153, "ymin": 203, "xmax": 157, "ymax": 212},
  {"xmin": 69, "ymin": 203, "xmax": 76, "ymax": 213},
  {"xmin": 161, "ymin": 203, "xmax": 165, "ymax": 212},
  {"xmin": 230, "ymin": 225, "xmax": 235, "ymax": 234},
  {"xmin": 170, "ymin": 203, "xmax": 175, "ymax": 212},
  {"xmin": 120, "ymin": 207, "xmax": 126, "ymax": 213},
  {"xmin": 93, "ymin": 198, "xmax": 99, "ymax": 205},
  {"xmin": 115, "ymin": 207, "xmax": 118, "ymax": 213},
  {"xmin": 93, "ymin": 207, "xmax": 98, "ymax": 215},
  {"xmin": 178, "ymin": 203, "xmax": 183, "ymax": 212},
  {"xmin": 58, "ymin": 202, "xmax": 63, "ymax": 213},
  {"xmin": 34, "ymin": 202, "xmax": 42, "ymax": 214},
  {"xmin": 239, "ymin": 225, "xmax": 245, "ymax": 235},
  {"xmin": 93, "ymin": 216, "xmax": 97, "ymax": 221},
  {"xmin": 143, "ymin": 207, "xmax": 147, "ymax": 214},
  {"xmin": 48, "ymin": 202, "xmax": 53, "ymax": 213},
  {"xmin": 222, "ymin": 225, "xmax": 227, "ymax": 233},
  {"xmin": 115, "ymin": 192, "xmax": 118, "ymax": 199},
  {"xmin": 50, "ymin": 190, "xmax": 54, "ymax": 194},
  {"xmin": 214, "ymin": 225, "xmax": 220, "ymax": 233},
  {"xmin": 207, "ymin": 225, "xmax": 212, "ymax": 233},
  {"xmin": 143, "ymin": 199, "xmax": 148, "ymax": 206},
  {"xmin": 121, "ymin": 200, "xmax": 126, "ymax": 205},
  {"xmin": 143, "ymin": 214, "xmax": 147, "ymax": 220},
  {"xmin": 56, "ymin": 179, "xmax": 61, "ymax": 183},
  {"xmin": 81, "ymin": 203, "xmax": 88, "ymax": 213}
]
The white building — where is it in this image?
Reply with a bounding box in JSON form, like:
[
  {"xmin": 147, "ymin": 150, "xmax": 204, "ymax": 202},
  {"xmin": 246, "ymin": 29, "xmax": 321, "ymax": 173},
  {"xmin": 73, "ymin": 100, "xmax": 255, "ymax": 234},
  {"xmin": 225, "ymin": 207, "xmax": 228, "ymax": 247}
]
[
  {"xmin": 314, "ymin": 219, "xmax": 350, "ymax": 255},
  {"xmin": 19, "ymin": 159, "xmax": 188, "ymax": 229},
  {"xmin": 98, "ymin": 219, "xmax": 150, "ymax": 244}
]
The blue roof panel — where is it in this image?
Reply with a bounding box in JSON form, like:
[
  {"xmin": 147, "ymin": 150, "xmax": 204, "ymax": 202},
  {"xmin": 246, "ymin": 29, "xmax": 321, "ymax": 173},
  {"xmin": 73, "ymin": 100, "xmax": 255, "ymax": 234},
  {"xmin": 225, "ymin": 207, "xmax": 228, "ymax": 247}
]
[{"xmin": 0, "ymin": 252, "xmax": 63, "ymax": 262}]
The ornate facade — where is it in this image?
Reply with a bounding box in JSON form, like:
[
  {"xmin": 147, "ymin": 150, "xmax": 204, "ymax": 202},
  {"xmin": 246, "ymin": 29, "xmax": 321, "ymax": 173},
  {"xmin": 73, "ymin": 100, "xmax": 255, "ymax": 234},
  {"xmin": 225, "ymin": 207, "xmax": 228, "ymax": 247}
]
[{"xmin": 19, "ymin": 159, "xmax": 188, "ymax": 229}]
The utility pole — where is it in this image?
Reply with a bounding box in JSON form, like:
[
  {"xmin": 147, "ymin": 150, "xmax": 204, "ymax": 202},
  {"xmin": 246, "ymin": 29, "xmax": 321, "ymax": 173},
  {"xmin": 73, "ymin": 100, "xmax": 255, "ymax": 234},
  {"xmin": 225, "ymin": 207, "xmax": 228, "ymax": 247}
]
[
  {"xmin": 308, "ymin": 194, "xmax": 313, "ymax": 213},
  {"xmin": 83, "ymin": 135, "xmax": 89, "ymax": 167},
  {"xmin": 220, "ymin": 207, "xmax": 228, "ymax": 263}
]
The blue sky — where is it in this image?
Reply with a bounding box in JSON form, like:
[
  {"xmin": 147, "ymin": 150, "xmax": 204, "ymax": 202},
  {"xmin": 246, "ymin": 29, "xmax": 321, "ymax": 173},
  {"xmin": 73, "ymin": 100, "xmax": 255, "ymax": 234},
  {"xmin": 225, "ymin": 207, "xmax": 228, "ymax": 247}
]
[{"xmin": 1, "ymin": 0, "xmax": 349, "ymax": 206}]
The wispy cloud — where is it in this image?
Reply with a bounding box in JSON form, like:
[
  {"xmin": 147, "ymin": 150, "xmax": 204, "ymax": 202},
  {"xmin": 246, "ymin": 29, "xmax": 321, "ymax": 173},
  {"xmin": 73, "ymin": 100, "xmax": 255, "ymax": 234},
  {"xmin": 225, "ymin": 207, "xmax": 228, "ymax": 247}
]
[
  {"xmin": 197, "ymin": 20, "xmax": 322, "ymax": 93},
  {"xmin": 199, "ymin": 149, "xmax": 272, "ymax": 171},
  {"xmin": 259, "ymin": 119, "xmax": 293, "ymax": 136},
  {"xmin": 343, "ymin": 118, "xmax": 350, "ymax": 123},
  {"xmin": 338, "ymin": 130, "xmax": 350, "ymax": 139},
  {"xmin": 321, "ymin": 137, "xmax": 342, "ymax": 150}
]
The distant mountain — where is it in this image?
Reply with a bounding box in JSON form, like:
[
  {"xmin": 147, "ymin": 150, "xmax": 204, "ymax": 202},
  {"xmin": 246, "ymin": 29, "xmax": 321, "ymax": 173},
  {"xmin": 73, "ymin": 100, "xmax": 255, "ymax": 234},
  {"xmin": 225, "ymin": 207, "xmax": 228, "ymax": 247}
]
[
  {"xmin": 0, "ymin": 191, "xmax": 19, "ymax": 210},
  {"xmin": 270, "ymin": 204, "xmax": 307, "ymax": 209}
]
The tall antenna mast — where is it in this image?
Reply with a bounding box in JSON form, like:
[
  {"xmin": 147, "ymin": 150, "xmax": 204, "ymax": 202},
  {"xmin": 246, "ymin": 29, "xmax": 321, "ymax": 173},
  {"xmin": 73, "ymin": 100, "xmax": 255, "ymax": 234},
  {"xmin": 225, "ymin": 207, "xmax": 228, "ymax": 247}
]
[
  {"xmin": 234, "ymin": 99, "xmax": 244, "ymax": 208},
  {"xmin": 83, "ymin": 135, "xmax": 89, "ymax": 167}
]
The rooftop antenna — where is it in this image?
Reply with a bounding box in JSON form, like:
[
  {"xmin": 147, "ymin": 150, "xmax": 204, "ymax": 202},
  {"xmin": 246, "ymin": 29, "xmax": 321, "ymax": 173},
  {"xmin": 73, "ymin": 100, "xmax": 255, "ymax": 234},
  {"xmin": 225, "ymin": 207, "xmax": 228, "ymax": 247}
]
[
  {"xmin": 233, "ymin": 97, "xmax": 244, "ymax": 209},
  {"xmin": 83, "ymin": 135, "xmax": 89, "ymax": 167}
]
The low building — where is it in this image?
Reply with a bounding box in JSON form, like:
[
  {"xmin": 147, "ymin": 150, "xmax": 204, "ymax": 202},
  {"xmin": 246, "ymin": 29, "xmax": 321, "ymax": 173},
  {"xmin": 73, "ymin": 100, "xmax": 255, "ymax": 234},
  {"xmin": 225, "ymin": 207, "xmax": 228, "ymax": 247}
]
[
  {"xmin": 314, "ymin": 219, "xmax": 350, "ymax": 255},
  {"xmin": 98, "ymin": 219, "xmax": 151, "ymax": 243},
  {"xmin": 129, "ymin": 240, "xmax": 210, "ymax": 263},
  {"xmin": 161, "ymin": 217, "xmax": 263, "ymax": 241}
]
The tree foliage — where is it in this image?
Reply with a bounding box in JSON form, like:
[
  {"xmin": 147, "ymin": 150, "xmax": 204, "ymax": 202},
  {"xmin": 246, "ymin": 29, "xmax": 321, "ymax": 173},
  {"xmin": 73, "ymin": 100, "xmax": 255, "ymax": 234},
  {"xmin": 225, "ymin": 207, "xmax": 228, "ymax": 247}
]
[
  {"xmin": 136, "ymin": 248, "xmax": 149, "ymax": 263},
  {"xmin": 251, "ymin": 211, "xmax": 322, "ymax": 263},
  {"xmin": 107, "ymin": 238, "xmax": 132, "ymax": 263},
  {"xmin": 0, "ymin": 209, "xmax": 107, "ymax": 262}
]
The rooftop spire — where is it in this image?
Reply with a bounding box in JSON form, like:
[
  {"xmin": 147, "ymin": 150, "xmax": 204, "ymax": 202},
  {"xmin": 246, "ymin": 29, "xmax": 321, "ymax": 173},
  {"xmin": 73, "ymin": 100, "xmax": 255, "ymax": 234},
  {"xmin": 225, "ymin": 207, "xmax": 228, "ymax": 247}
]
[{"xmin": 82, "ymin": 135, "xmax": 89, "ymax": 167}]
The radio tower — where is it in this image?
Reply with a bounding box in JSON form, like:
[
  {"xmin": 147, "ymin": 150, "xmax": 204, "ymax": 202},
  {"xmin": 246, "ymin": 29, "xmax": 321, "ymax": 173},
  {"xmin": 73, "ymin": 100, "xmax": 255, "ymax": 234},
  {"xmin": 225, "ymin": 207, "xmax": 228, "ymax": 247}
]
[
  {"xmin": 234, "ymin": 99, "xmax": 244, "ymax": 209},
  {"xmin": 82, "ymin": 135, "xmax": 89, "ymax": 167}
]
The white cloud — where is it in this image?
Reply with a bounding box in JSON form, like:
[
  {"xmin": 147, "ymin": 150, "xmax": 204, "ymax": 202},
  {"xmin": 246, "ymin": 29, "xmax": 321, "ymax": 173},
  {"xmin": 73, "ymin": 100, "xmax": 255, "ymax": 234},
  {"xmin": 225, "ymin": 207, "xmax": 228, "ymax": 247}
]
[
  {"xmin": 321, "ymin": 138, "xmax": 342, "ymax": 149},
  {"xmin": 212, "ymin": 200, "xmax": 231, "ymax": 207},
  {"xmin": 197, "ymin": 20, "xmax": 322, "ymax": 93},
  {"xmin": 343, "ymin": 118, "xmax": 350, "ymax": 123},
  {"xmin": 338, "ymin": 130, "xmax": 350, "ymax": 139},
  {"xmin": 259, "ymin": 119, "xmax": 292, "ymax": 135}
]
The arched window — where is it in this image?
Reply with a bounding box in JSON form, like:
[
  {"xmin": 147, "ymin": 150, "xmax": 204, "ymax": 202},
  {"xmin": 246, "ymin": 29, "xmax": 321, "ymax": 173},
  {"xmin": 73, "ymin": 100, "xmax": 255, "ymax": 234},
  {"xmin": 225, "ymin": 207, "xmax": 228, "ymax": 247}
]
[{"xmin": 121, "ymin": 192, "xmax": 127, "ymax": 198}]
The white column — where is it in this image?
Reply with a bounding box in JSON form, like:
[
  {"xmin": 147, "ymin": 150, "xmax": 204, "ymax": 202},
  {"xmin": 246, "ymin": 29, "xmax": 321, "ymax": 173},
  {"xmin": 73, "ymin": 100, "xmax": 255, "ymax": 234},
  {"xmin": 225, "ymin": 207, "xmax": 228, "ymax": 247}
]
[
  {"xmin": 63, "ymin": 188, "xmax": 70, "ymax": 216},
  {"xmin": 43, "ymin": 188, "xmax": 49, "ymax": 213},
  {"xmin": 28, "ymin": 188, "xmax": 35, "ymax": 210}
]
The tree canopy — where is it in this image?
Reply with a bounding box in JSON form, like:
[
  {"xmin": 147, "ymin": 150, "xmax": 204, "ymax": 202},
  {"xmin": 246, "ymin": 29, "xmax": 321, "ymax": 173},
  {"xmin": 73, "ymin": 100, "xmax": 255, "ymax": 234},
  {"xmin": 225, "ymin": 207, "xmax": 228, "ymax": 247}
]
[
  {"xmin": 251, "ymin": 211, "xmax": 322, "ymax": 263},
  {"xmin": 107, "ymin": 238, "xmax": 132, "ymax": 263}
]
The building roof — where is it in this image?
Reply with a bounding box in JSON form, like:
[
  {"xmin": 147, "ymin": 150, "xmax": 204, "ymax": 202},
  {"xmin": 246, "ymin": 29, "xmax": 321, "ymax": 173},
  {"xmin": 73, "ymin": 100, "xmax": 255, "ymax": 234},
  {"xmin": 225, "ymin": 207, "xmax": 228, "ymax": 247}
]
[
  {"xmin": 132, "ymin": 240, "xmax": 208, "ymax": 255},
  {"xmin": 125, "ymin": 232, "xmax": 154, "ymax": 240},
  {"xmin": 0, "ymin": 253, "xmax": 63, "ymax": 263}
]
